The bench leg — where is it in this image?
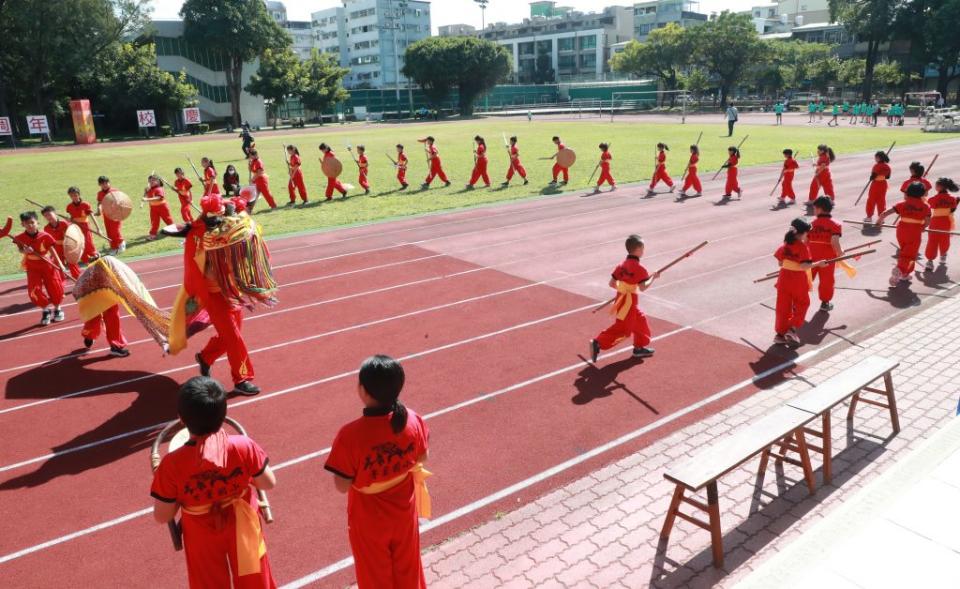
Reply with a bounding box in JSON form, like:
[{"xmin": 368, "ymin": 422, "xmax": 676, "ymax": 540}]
[
  {"xmin": 794, "ymin": 429, "xmax": 817, "ymax": 495},
  {"xmin": 822, "ymin": 412, "xmax": 832, "ymax": 485},
  {"xmin": 846, "ymin": 391, "xmax": 860, "ymax": 422},
  {"xmin": 884, "ymin": 372, "xmax": 901, "ymax": 434},
  {"xmin": 707, "ymin": 482, "xmax": 724, "ymax": 568},
  {"xmin": 660, "ymin": 484, "xmax": 684, "ymax": 540}
]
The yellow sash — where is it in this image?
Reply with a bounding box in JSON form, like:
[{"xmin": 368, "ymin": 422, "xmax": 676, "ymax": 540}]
[
  {"xmin": 181, "ymin": 494, "xmax": 266, "ymax": 577},
  {"xmin": 354, "ymin": 463, "xmax": 433, "ymax": 518},
  {"xmin": 610, "ymin": 281, "xmax": 639, "ymax": 320},
  {"xmin": 873, "ymin": 176, "xmax": 887, "ymax": 182},
  {"xmin": 72, "ymin": 216, "xmax": 88, "ymax": 223},
  {"xmin": 838, "ymin": 260, "xmax": 857, "ymax": 278},
  {"xmin": 932, "ymin": 208, "xmax": 956, "ymax": 230},
  {"xmin": 149, "ymin": 200, "xmax": 166, "ymax": 207},
  {"xmin": 780, "ymin": 259, "xmax": 813, "ymax": 290},
  {"xmin": 900, "ymin": 217, "xmax": 924, "ymax": 224}
]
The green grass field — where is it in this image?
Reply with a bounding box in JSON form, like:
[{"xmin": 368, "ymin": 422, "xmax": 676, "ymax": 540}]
[{"xmin": 0, "ymin": 117, "xmax": 946, "ymax": 276}]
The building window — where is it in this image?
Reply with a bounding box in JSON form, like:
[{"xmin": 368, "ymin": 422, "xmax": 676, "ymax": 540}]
[
  {"xmin": 350, "ymin": 55, "xmax": 380, "ymax": 65},
  {"xmin": 579, "ymin": 35, "xmax": 597, "ymax": 50},
  {"xmin": 349, "ymin": 8, "xmax": 376, "ymax": 19},
  {"xmin": 558, "ymin": 55, "xmax": 575, "ymax": 69},
  {"xmin": 536, "ymin": 39, "xmax": 552, "ymax": 54},
  {"xmin": 558, "ymin": 37, "xmax": 574, "ymax": 51},
  {"xmin": 579, "ymin": 54, "xmax": 596, "ymax": 69},
  {"xmin": 637, "ymin": 23, "xmax": 654, "ymax": 35}
]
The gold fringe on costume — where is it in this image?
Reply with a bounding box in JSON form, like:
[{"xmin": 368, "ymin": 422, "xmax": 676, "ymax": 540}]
[{"xmin": 201, "ymin": 214, "xmax": 278, "ymax": 306}]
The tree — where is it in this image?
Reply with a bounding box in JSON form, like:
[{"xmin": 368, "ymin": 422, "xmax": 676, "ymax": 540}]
[
  {"xmin": 534, "ymin": 48, "xmax": 555, "ymax": 84},
  {"xmin": 873, "ymin": 60, "xmax": 905, "ymax": 92},
  {"xmin": 246, "ymin": 48, "xmax": 304, "ymax": 128},
  {"xmin": 181, "ymin": 0, "xmax": 290, "ymax": 126},
  {"xmin": 679, "ymin": 68, "xmax": 711, "ymax": 105},
  {"xmin": 610, "ymin": 24, "xmax": 692, "ymax": 100},
  {"xmin": 829, "ymin": 0, "xmax": 896, "ymax": 101},
  {"xmin": 894, "ymin": 0, "xmax": 960, "ymax": 101},
  {"xmin": 690, "ymin": 12, "xmax": 766, "ymax": 106},
  {"xmin": 298, "ymin": 49, "xmax": 350, "ymax": 121},
  {"xmin": 404, "ymin": 37, "xmax": 512, "ymax": 116},
  {"xmin": 838, "ymin": 58, "xmax": 866, "ymax": 89}
]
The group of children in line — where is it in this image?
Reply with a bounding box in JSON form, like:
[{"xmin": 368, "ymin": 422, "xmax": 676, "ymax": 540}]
[{"xmin": 772, "ymin": 99, "xmax": 907, "ymax": 127}]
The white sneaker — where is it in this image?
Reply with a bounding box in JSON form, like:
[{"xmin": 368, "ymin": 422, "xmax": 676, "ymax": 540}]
[
  {"xmin": 940, "ymin": 255, "xmax": 948, "ymax": 264},
  {"xmin": 118, "ymin": 241, "xmax": 126, "ymax": 253},
  {"xmin": 889, "ymin": 267, "xmax": 901, "ymax": 286},
  {"xmin": 925, "ymin": 260, "xmax": 935, "ymax": 272},
  {"xmin": 863, "ymin": 216, "xmax": 873, "ymax": 223}
]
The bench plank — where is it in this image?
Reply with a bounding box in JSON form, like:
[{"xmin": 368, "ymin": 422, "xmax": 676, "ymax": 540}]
[
  {"xmin": 786, "ymin": 356, "xmax": 898, "ymax": 415},
  {"xmin": 664, "ymin": 406, "xmax": 815, "ymax": 491}
]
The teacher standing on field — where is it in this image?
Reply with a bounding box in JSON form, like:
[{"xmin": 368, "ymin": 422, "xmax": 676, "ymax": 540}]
[{"xmin": 726, "ymin": 103, "xmax": 739, "ymax": 137}]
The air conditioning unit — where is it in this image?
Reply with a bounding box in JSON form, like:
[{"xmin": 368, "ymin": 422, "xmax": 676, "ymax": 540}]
[
  {"xmin": 795, "ymin": 15, "xmax": 804, "ymax": 26},
  {"xmin": 780, "ymin": 13, "xmax": 788, "ymax": 24}
]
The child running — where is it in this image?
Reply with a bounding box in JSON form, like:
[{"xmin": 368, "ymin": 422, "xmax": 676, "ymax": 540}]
[
  {"xmin": 864, "ymin": 151, "xmax": 892, "ymax": 222},
  {"xmin": 151, "ymin": 376, "xmax": 278, "ymax": 589},
  {"xmin": 589, "ymin": 234, "xmax": 660, "ymax": 362},
  {"xmin": 923, "ymin": 177, "xmax": 958, "ymax": 270},
  {"xmin": 878, "ymin": 182, "xmax": 931, "ymax": 286},
  {"xmin": 647, "ymin": 142, "xmax": 673, "ymax": 196},
  {"xmin": 594, "ymin": 142, "xmax": 615, "ymax": 193},
  {"xmin": 679, "ymin": 144, "xmax": 701, "ymax": 198},
  {"xmin": 325, "ymin": 355, "xmax": 431, "ymax": 589},
  {"xmin": 773, "ymin": 219, "xmax": 828, "ymax": 346}
]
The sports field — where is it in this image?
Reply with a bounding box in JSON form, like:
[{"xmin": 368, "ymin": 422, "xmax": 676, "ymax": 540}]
[{"xmin": 0, "ymin": 115, "xmax": 940, "ymax": 276}]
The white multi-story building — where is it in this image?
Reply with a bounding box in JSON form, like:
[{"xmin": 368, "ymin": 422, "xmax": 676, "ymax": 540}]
[
  {"xmin": 439, "ymin": 24, "xmax": 477, "ymax": 37},
  {"xmin": 265, "ymin": 1, "xmax": 314, "ymax": 59},
  {"xmin": 312, "ymin": 0, "xmax": 431, "ymax": 90}
]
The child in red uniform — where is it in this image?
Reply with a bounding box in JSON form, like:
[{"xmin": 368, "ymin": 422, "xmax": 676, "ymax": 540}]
[
  {"xmin": 201, "ymin": 157, "xmax": 220, "ymax": 196},
  {"xmin": 326, "ymin": 355, "xmax": 430, "ymax": 589},
  {"xmin": 549, "ymin": 136, "xmax": 570, "ymax": 185},
  {"xmin": 808, "ymin": 144, "xmax": 836, "ymax": 202},
  {"xmin": 899, "ymin": 161, "xmax": 932, "ymax": 198},
  {"xmin": 679, "ymin": 144, "xmax": 701, "ymax": 198},
  {"xmin": 319, "ymin": 143, "xmax": 349, "ymax": 200},
  {"xmin": 142, "ymin": 175, "xmax": 175, "ymax": 239},
  {"xmin": 173, "ymin": 168, "xmax": 195, "ymax": 222},
  {"xmin": 778, "ymin": 148, "xmax": 800, "ymax": 206},
  {"xmin": 14, "ymin": 211, "xmax": 65, "ymax": 326},
  {"xmin": 247, "ymin": 150, "xmax": 277, "ymax": 209},
  {"xmin": 152, "ymin": 376, "xmax": 277, "ymax": 589},
  {"xmin": 66, "ymin": 187, "xmax": 99, "ymax": 263},
  {"xmin": 721, "ymin": 146, "xmax": 741, "ymax": 200},
  {"xmin": 40, "ymin": 206, "xmax": 81, "ymax": 279},
  {"xmin": 502, "ymin": 136, "xmax": 529, "ymax": 186},
  {"xmin": 594, "ymin": 142, "xmax": 615, "ymax": 193},
  {"xmin": 356, "ymin": 145, "xmax": 371, "ymax": 195},
  {"xmin": 923, "ymin": 177, "xmax": 958, "ymax": 270},
  {"xmin": 466, "ymin": 136, "xmax": 490, "ymax": 189},
  {"xmin": 808, "ymin": 197, "xmax": 845, "ymax": 312},
  {"xmin": 865, "ymin": 151, "xmax": 892, "ymax": 222},
  {"xmin": 395, "ymin": 144, "xmax": 409, "ymax": 190},
  {"xmin": 419, "ymin": 136, "xmax": 450, "ymax": 189},
  {"xmin": 96, "ymin": 176, "xmax": 125, "ymax": 253},
  {"xmin": 878, "ymin": 182, "xmax": 931, "ymax": 286},
  {"xmin": 647, "ymin": 142, "xmax": 673, "ymax": 196},
  {"xmin": 589, "ymin": 234, "xmax": 660, "ymax": 362},
  {"xmin": 286, "ymin": 145, "xmax": 308, "ymax": 204},
  {"xmin": 773, "ymin": 219, "xmax": 827, "ymax": 346}
]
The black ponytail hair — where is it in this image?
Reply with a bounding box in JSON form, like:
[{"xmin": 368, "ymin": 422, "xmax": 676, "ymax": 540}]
[
  {"xmin": 599, "ymin": 142, "xmax": 609, "ymax": 151},
  {"xmin": 875, "ymin": 150, "xmax": 890, "ymax": 163},
  {"xmin": 936, "ymin": 177, "xmax": 959, "ymax": 193},
  {"xmin": 319, "ymin": 142, "xmax": 329, "ymax": 152},
  {"xmin": 818, "ymin": 144, "xmax": 835, "ymax": 162},
  {"xmin": 728, "ymin": 146, "xmax": 740, "ymax": 158},
  {"xmin": 784, "ymin": 218, "xmax": 811, "ymax": 244},
  {"xmin": 783, "ymin": 148, "xmax": 793, "ymax": 157},
  {"xmin": 690, "ymin": 144, "xmax": 699, "ymax": 155},
  {"xmin": 657, "ymin": 142, "xmax": 669, "ymax": 151},
  {"xmin": 474, "ymin": 135, "xmax": 485, "ymax": 147},
  {"xmin": 909, "ymin": 161, "xmax": 924, "ymax": 177},
  {"xmin": 827, "ymin": 147, "xmax": 836, "ymax": 162},
  {"xmin": 359, "ymin": 355, "xmax": 408, "ymax": 434},
  {"xmin": 813, "ymin": 195, "xmax": 833, "ymax": 213},
  {"xmin": 288, "ymin": 145, "xmax": 300, "ymax": 155}
]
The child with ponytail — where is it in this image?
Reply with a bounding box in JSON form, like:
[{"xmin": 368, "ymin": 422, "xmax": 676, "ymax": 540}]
[
  {"xmin": 325, "ymin": 355, "xmax": 431, "ymax": 589},
  {"xmin": 647, "ymin": 142, "xmax": 673, "ymax": 196},
  {"xmin": 923, "ymin": 177, "xmax": 958, "ymax": 270},
  {"xmin": 773, "ymin": 219, "xmax": 827, "ymax": 346},
  {"xmin": 680, "ymin": 144, "xmax": 701, "ymax": 198},
  {"xmin": 808, "ymin": 144, "xmax": 836, "ymax": 202},
  {"xmin": 721, "ymin": 145, "xmax": 741, "ymax": 200}
]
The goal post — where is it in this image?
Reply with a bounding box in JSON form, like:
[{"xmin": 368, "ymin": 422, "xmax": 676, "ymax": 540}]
[{"xmin": 610, "ymin": 90, "xmax": 692, "ymax": 124}]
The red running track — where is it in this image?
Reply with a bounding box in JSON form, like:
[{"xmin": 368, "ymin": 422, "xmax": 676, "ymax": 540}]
[{"xmin": 1, "ymin": 137, "xmax": 958, "ymax": 587}]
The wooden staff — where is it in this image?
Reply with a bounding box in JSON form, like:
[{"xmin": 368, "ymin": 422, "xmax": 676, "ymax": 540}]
[
  {"xmin": 844, "ymin": 219, "xmax": 960, "ymax": 236},
  {"xmin": 592, "ymin": 241, "xmax": 708, "ymax": 313},
  {"xmin": 753, "ymin": 249, "xmax": 877, "ymax": 283},
  {"xmin": 282, "ymin": 144, "xmax": 293, "ymax": 178},
  {"xmin": 769, "ymin": 148, "xmax": 799, "ymax": 197},
  {"xmin": 923, "ymin": 153, "xmax": 939, "ymax": 178},
  {"xmin": 854, "ymin": 141, "xmax": 896, "ymax": 206},
  {"xmin": 761, "ymin": 239, "xmax": 881, "ymax": 278},
  {"xmin": 156, "ymin": 175, "xmax": 202, "ymax": 214},
  {"xmin": 186, "ymin": 156, "xmax": 205, "ymax": 184},
  {"xmin": 712, "ymin": 135, "xmax": 749, "ymax": 181},
  {"xmin": 680, "ymin": 131, "xmax": 703, "ymax": 182},
  {"xmin": 385, "ymin": 152, "xmax": 398, "ymax": 166},
  {"xmin": 587, "ymin": 141, "xmax": 612, "ymax": 185},
  {"xmin": 24, "ymin": 198, "xmax": 109, "ymax": 240},
  {"xmin": 0, "ymin": 216, "xmax": 75, "ymax": 280}
]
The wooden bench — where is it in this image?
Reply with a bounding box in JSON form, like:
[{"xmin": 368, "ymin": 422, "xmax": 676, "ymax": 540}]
[
  {"xmin": 785, "ymin": 355, "xmax": 900, "ymax": 484},
  {"xmin": 660, "ymin": 406, "xmax": 818, "ymax": 568}
]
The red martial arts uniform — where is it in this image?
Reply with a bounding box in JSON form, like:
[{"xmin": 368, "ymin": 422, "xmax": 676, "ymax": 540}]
[
  {"xmin": 14, "ymin": 230, "xmax": 64, "ymax": 309},
  {"xmin": 82, "ymin": 304, "xmax": 127, "ymax": 349},
  {"xmin": 287, "ymin": 154, "xmax": 308, "ymax": 203},
  {"xmin": 65, "ymin": 200, "xmax": 98, "ymax": 262},
  {"xmin": 891, "ymin": 197, "xmax": 931, "ymax": 277},
  {"xmin": 175, "ymin": 178, "xmax": 195, "ymax": 223},
  {"xmin": 151, "ymin": 429, "xmax": 276, "ymax": 589},
  {"xmin": 724, "ymin": 154, "xmax": 740, "ymax": 196},
  {"xmin": 146, "ymin": 186, "xmax": 175, "ymax": 237},
  {"xmin": 358, "ymin": 154, "xmax": 370, "ymax": 191},
  {"xmin": 184, "ymin": 221, "xmax": 255, "ymax": 385},
  {"xmin": 595, "ymin": 255, "xmax": 652, "ymax": 350},
  {"xmin": 43, "ymin": 219, "xmax": 81, "ymax": 279},
  {"xmin": 424, "ymin": 144, "xmax": 449, "ymax": 186},
  {"xmin": 396, "ymin": 153, "xmax": 408, "ymax": 186},
  {"xmin": 781, "ymin": 156, "xmax": 799, "ymax": 201},
  {"xmin": 323, "ymin": 150, "xmax": 348, "ymax": 200},
  {"xmin": 97, "ymin": 188, "xmax": 125, "ymax": 250},
  {"xmin": 204, "ymin": 166, "xmax": 220, "ymax": 197},
  {"xmin": 597, "ymin": 151, "xmax": 615, "ymax": 187},
  {"xmin": 325, "ymin": 407, "xmax": 430, "ymax": 589},
  {"xmin": 925, "ymin": 191, "xmax": 957, "ymax": 261},
  {"xmin": 774, "ymin": 241, "xmax": 812, "ymax": 336},
  {"xmin": 867, "ymin": 162, "xmax": 892, "ymax": 217},
  {"xmin": 506, "ymin": 145, "xmax": 527, "ymax": 181},
  {"xmin": 808, "ymin": 152, "xmax": 835, "ymax": 201},
  {"xmin": 649, "ymin": 151, "xmax": 672, "ymax": 190},
  {"xmin": 249, "ymin": 158, "xmax": 277, "ymax": 209},
  {"xmin": 808, "ymin": 214, "xmax": 842, "ymax": 304},
  {"xmin": 552, "ymin": 142, "xmax": 569, "ymax": 183},
  {"xmin": 468, "ymin": 144, "xmax": 490, "ymax": 187},
  {"xmin": 682, "ymin": 153, "xmax": 701, "ymax": 194},
  {"xmin": 900, "ymin": 176, "xmax": 932, "ymax": 198}
]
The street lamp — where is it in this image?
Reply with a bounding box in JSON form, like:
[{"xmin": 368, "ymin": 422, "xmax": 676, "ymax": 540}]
[{"xmin": 474, "ymin": 0, "xmax": 489, "ymax": 31}]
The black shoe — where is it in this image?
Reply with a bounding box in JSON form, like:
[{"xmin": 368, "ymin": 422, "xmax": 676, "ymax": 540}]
[
  {"xmin": 523, "ymin": 179, "xmax": 529, "ymax": 185},
  {"xmin": 589, "ymin": 340, "xmax": 600, "ymax": 363},
  {"xmin": 632, "ymin": 347, "xmax": 655, "ymax": 358},
  {"xmin": 501, "ymin": 181, "xmax": 510, "ymax": 187},
  {"xmin": 232, "ymin": 381, "xmax": 260, "ymax": 396},
  {"xmin": 465, "ymin": 184, "xmax": 474, "ymax": 190},
  {"xmin": 196, "ymin": 353, "xmax": 211, "ymax": 377},
  {"xmin": 820, "ymin": 302, "xmax": 834, "ymax": 312},
  {"xmin": 560, "ymin": 181, "xmax": 567, "ymax": 186},
  {"xmin": 444, "ymin": 181, "xmax": 451, "ymax": 187},
  {"xmin": 400, "ymin": 183, "xmax": 408, "ymax": 190},
  {"xmin": 110, "ymin": 346, "xmax": 130, "ymax": 358},
  {"xmin": 40, "ymin": 309, "xmax": 52, "ymax": 326},
  {"xmin": 83, "ymin": 338, "xmax": 94, "ymax": 349},
  {"xmin": 364, "ymin": 189, "xmax": 369, "ymax": 195},
  {"xmin": 421, "ymin": 183, "xmax": 430, "ymax": 189}
]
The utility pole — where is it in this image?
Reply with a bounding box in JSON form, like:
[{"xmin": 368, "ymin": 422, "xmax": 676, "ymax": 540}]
[{"xmin": 474, "ymin": 0, "xmax": 489, "ymax": 32}]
